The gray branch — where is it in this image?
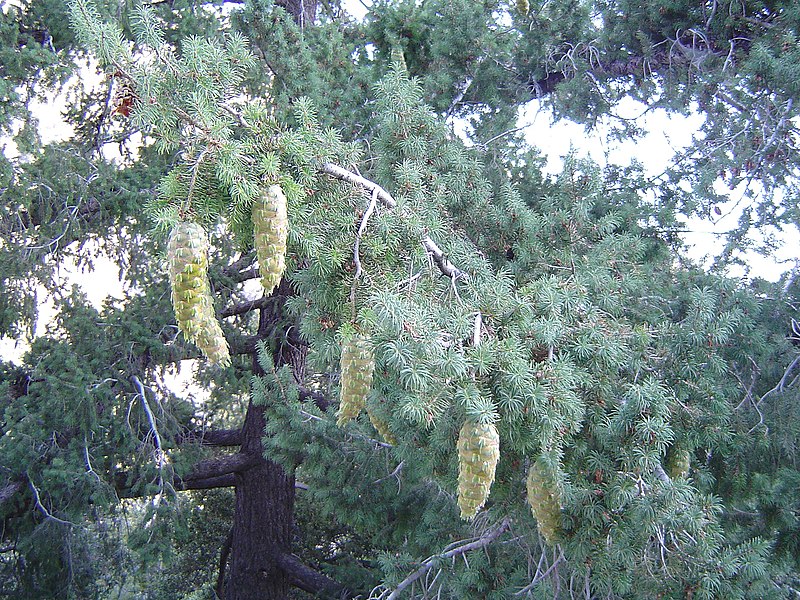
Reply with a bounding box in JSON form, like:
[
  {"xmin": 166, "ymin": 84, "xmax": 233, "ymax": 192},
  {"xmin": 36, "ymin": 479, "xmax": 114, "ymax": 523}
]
[
  {"xmin": 384, "ymin": 518, "xmax": 511, "ymax": 599},
  {"xmin": 320, "ymin": 163, "xmax": 468, "ymax": 280},
  {"xmin": 421, "ymin": 237, "xmax": 467, "ymax": 280},
  {"xmin": 320, "ymin": 163, "xmax": 396, "ymax": 208}
]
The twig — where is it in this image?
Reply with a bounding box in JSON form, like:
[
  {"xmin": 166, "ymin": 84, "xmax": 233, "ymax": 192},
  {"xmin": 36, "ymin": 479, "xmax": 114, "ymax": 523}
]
[
  {"xmin": 353, "ymin": 187, "xmax": 379, "ymax": 279},
  {"xmin": 421, "ymin": 237, "xmax": 467, "ymax": 280},
  {"xmin": 515, "ymin": 547, "xmax": 565, "ymax": 595},
  {"xmin": 183, "ymin": 147, "xmax": 212, "ymax": 217},
  {"xmin": 759, "ymin": 353, "xmax": 800, "ymax": 405},
  {"xmin": 83, "ymin": 439, "xmax": 103, "ymax": 484},
  {"xmin": 385, "ymin": 518, "xmax": 511, "ymax": 600},
  {"xmin": 372, "ymin": 461, "xmax": 405, "ymax": 485},
  {"xmin": 27, "ymin": 476, "xmax": 74, "ymax": 527},
  {"xmin": 320, "ymin": 163, "xmax": 469, "ymax": 280},
  {"xmin": 733, "ymin": 357, "xmax": 759, "ymax": 410},
  {"xmin": 131, "ymin": 375, "xmax": 167, "ymax": 492},
  {"xmin": 473, "ymin": 312, "xmax": 482, "ymax": 347},
  {"xmin": 298, "ymin": 409, "xmax": 393, "ymax": 448},
  {"xmin": 350, "ymin": 187, "xmax": 379, "ymax": 316},
  {"xmin": 321, "ymin": 163, "xmax": 396, "ymax": 207}
]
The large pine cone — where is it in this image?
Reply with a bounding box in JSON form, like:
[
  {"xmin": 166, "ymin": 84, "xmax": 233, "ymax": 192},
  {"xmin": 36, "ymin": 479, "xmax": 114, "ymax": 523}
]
[
  {"xmin": 457, "ymin": 421, "xmax": 500, "ymax": 520},
  {"xmin": 526, "ymin": 459, "xmax": 562, "ymax": 544},
  {"xmin": 336, "ymin": 335, "xmax": 374, "ymax": 427},
  {"xmin": 253, "ymin": 184, "xmax": 288, "ymax": 296},
  {"xmin": 367, "ymin": 407, "xmax": 397, "ymax": 445},
  {"xmin": 665, "ymin": 445, "xmax": 691, "ymax": 479},
  {"xmin": 167, "ymin": 221, "xmax": 230, "ymax": 367}
]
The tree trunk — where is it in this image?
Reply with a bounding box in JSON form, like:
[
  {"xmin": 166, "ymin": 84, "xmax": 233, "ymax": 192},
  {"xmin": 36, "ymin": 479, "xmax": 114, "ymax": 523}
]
[
  {"xmin": 226, "ymin": 402, "xmax": 295, "ymax": 599},
  {"xmin": 226, "ymin": 287, "xmax": 303, "ymax": 600}
]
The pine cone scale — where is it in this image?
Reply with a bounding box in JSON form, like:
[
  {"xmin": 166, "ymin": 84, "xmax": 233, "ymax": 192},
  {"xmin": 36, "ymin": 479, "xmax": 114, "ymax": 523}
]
[
  {"xmin": 336, "ymin": 335, "xmax": 375, "ymax": 427},
  {"xmin": 253, "ymin": 184, "xmax": 288, "ymax": 296},
  {"xmin": 167, "ymin": 221, "xmax": 231, "ymax": 367},
  {"xmin": 457, "ymin": 421, "xmax": 500, "ymax": 519}
]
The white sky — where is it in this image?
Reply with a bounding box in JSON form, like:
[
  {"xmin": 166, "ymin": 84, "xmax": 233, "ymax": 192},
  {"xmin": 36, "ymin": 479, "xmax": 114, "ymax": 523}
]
[{"xmin": 516, "ymin": 99, "xmax": 800, "ymax": 279}]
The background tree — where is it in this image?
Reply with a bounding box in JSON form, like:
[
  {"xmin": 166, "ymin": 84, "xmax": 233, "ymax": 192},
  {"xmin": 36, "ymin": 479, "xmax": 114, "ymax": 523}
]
[{"xmin": 1, "ymin": 0, "xmax": 799, "ymax": 599}]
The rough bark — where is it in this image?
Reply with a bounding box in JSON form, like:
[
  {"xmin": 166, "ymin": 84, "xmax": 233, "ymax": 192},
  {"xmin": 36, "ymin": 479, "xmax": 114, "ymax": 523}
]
[
  {"xmin": 177, "ymin": 428, "xmax": 243, "ymax": 447},
  {"xmin": 276, "ymin": 553, "xmax": 349, "ymax": 598},
  {"xmin": 226, "ymin": 284, "xmax": 304, "ymax": 600},
  {"xmin": 226, "ymin": 401, "xmax": 295, "ymax": 599}
]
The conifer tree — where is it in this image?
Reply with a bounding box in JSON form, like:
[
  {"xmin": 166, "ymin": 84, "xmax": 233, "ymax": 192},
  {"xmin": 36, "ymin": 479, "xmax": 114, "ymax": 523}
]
[{"xmin": 1, "ymin": 0, "xmax": 799, "ymax": 598}]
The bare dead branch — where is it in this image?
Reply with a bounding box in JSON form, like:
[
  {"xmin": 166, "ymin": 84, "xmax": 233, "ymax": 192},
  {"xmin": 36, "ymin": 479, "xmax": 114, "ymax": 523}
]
[
  {"xmin": 653, "ymin": 463, "xmax": 671, "ymax": 484},
  {"xmin": 131, "ymin": 375, "xmax": 168, "ymax": 494},
  {"xmin": 27, "ymin": 477, "xmax": 74, "ymax": 527},
  {"xmin": 421, "ymin": 237, "xmax": 467, "ymax": 280},
  {"xmin": 321, "ymin": 163, "xmax": 396, "ymax": 208},
  {"xmin": 350, "ymin": 187, "xmax": 379, "ymax": 316},
  {"xmin": 320, "ymin": 163, "xmax": 468, "ymax": 280}
]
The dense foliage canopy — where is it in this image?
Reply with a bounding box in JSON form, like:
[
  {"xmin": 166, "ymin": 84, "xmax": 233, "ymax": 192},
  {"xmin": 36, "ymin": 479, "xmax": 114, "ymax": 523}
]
[{"xmin": 1, "ymin": 0, "xmax": 799, "ymax": 598}]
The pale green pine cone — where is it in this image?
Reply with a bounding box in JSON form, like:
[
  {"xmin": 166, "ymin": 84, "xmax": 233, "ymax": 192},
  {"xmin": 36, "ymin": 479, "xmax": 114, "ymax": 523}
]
[
  {"xmin": 367, "ymin": 407, "xmax": 397, "ymax": 445},
  {"xmin": 457, "ymin": 421, "xmax": 500, "ymax": 520},
  {"xmin": 336, "ymin": 335, "xmax": 374, "ymax": 427},
  {"xmin": 253, "ymin": 184, "xmax": 288, "ymax": 296},
  {"xmin": 526, "ymin": 459, "xmax": 562, "ymax": 544},
  {"xmin": 167, "ymin": 221, "xmax": 230, "ymax": 367},
  {"xmin": 665, "ymin": 445, "xmax": 691, "ymax": 479}
]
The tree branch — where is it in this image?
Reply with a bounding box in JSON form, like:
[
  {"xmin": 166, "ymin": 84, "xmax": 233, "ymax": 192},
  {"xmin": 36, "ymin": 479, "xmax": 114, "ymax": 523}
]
[
  {"xmin": 222, "ymin": 251, "xmax": 256, "ymax": 278},
  {"xmin": 180, "ymin": 452, "xmax": 260, "ymax": 483},
  {"xmin": 421, "ymin": 237, "xmax": 467, "ymax": 280},
  {"xmin": 175, "ymin": 473, "xmax": 237, "ymax": 491},
  {"xmin": 321, "ymin": 163, "xmax": 396, "ymax": 207},
  {"xmin": 27, "ymin": 476, "xmax": 74, "ymax": 527},
  {"xmin": 276, "ymin": 552, "xmax": 349, "ymax": 598},
  {"xmin": 223, "ymin": 266, "xmax": 260, "ymax": 284},
  {"xmin": 320, "ymin": 163, "xmax": 468, "ymax": 279},
  {"xmin": 653, "ymin": 463, "xmax": 671, "ymax": 484},
  {"xmin": 177, "ymin": 428, "xmax": 243, "ymax": 447},
  {"xmin": 383, "ymin": 518, "xmax": 511, "ymax": 599},
  {"xmin": 216, "ymin": 527, "xmax": 234, "ymax": 599},
  {"xmin": 220, "ymin": 296, "xmax": 272, "ymax": 318},
  {"xmin": 298, "ymin": 385, "xmax": 330, "ymax": 411},
  {"xmin": 529, "ymin": 48, "xmax": 711, "ymax": 98},
  {"xmin": 113, "ymin": 452, "xmax": 258, "ymax": 497}
]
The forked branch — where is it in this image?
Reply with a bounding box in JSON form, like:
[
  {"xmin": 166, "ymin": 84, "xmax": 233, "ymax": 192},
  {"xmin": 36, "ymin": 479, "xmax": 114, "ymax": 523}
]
[
  {"xmin": 321, "ymin": 163, "xmax": 468, "ymax": 280},
  {"xmin": 378, "ymin": 518, "xmax": 511, "ymax": 599}
]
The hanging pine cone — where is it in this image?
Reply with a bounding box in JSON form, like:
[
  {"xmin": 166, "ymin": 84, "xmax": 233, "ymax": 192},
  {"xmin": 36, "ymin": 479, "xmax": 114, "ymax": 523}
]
[
  {"xmin": 336, "ymin": 335, "xmax": 374, "ymax": 427},
  {"xmin": 367, "ymin": 406, "xmax": 397, "ymax": 445},
  {"xmin": 665, "ymin": 444, "xmax": 691, "ymax": 479},
  {"xmin": 167, "ymin": 221, "xmax": 230, "ymax": 367},
  {"xmin": 253, "ymin": 184, "xmax": 288, "ymax": 296},
  {"xmin": 526, "ymin": 459, "xmax": 562, "ymax": 544},
  {"xmin": 457, "ymin": 421, "xmax": 500, "ymax": 520}
]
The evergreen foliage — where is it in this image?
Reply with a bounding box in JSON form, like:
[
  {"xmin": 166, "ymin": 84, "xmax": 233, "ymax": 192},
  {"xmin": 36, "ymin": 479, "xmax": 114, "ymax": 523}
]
[{"xmin": 0, "ymin": 0, "xmax": 799, "ymax": 598}]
